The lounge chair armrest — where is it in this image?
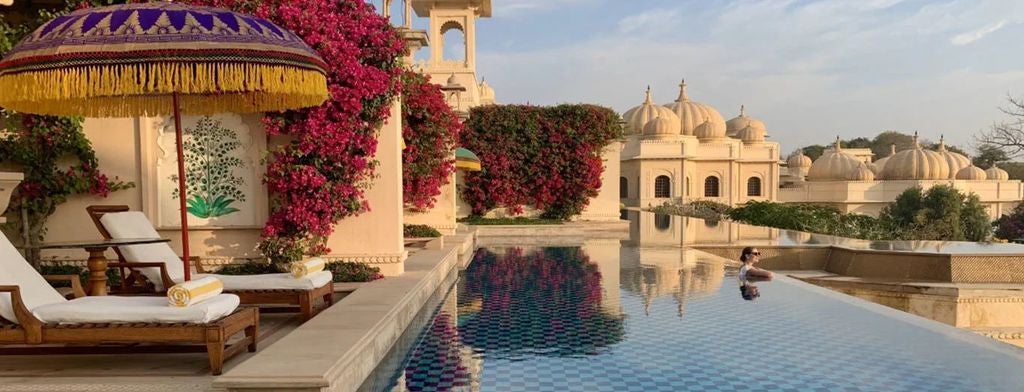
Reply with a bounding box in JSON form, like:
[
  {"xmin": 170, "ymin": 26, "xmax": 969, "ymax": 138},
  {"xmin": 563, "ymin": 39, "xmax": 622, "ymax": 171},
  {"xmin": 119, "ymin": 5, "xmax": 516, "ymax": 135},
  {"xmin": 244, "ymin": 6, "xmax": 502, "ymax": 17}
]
[
  {"xmin": 42, "ymin": 275, "xmax": 86, "ymax": 298},
  {"xmin": 190, "ymin": 256, "xmax": 208, "ymax": 274},
  {"xmin": 107, "ymin": 262, "xmax": 175, "ymax": 291},
  {"xmin": 0, "ymin": 285, "xmax": 43, "ymax": 342}
]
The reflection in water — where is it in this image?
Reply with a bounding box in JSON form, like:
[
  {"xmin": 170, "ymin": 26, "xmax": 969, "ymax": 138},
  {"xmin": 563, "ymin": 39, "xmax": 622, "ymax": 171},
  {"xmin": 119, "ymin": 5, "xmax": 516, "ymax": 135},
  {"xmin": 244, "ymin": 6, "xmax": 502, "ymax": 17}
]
[
  {"xmin": 460, "ymin": 247, "xmax": 625, "ymax": 358},
  {"xmin": 620, "ymin": 248, "xmax": 725, "ymax": 317}
]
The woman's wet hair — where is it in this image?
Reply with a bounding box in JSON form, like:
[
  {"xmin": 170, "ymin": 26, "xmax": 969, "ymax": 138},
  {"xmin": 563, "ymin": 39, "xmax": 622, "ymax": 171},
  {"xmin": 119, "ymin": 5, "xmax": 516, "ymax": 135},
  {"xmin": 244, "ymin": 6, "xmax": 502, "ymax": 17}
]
[{"xmin": 740, "ymin": 246, "xmax": 757, "ymax": 262}]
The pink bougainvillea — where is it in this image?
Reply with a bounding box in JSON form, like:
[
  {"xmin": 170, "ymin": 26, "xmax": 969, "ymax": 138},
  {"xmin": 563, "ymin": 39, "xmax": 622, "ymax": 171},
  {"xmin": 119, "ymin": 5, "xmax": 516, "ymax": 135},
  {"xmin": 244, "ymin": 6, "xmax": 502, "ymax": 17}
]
[
  {"xmin": 401, "ymin": 70, "xmax": 461, "ymax": 211},
  {"xmin": 460, "ymin": 105, "xmax": 622, "ymax": 220},
  {"xmin": 185, "ymin": 0, "xmax": 405, "ymax": 263}
]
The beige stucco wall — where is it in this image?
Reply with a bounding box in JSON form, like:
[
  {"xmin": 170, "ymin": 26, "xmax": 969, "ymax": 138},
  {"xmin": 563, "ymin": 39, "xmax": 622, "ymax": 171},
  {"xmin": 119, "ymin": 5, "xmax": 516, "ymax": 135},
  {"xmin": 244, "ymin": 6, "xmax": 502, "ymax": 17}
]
[
  {"xmin": 779, "ymin": 179, "xmax": 1024, "ymax": 219},
  {"xmin": 404, "ymin": 173, "xmax": 458, "ymax": 234},
  {"xmin": 325, "ymin": 98, "xmax": 408, "ymax": 276},
  {"xmin": 580, "ymin": 141, "xmax": 623, "ymax": 221}
]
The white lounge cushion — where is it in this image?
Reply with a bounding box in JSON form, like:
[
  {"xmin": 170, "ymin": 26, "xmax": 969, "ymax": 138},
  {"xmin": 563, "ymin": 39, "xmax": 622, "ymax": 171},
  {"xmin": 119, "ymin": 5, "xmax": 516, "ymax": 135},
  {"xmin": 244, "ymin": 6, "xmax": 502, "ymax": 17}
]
[
  {"xmin": 98, "ymin": 212, "xmax": 185, "ymax": 289},
  {"xmin": 0, "ymin": 235, "xmax": 67, "ymax": 324},
  {"xmin": 33, "ymin": 294, "xmax": 239, "ymax": 324},
  {"xmin": 192, "ymin": 271, "xmax": 333, "ymax": 291}
]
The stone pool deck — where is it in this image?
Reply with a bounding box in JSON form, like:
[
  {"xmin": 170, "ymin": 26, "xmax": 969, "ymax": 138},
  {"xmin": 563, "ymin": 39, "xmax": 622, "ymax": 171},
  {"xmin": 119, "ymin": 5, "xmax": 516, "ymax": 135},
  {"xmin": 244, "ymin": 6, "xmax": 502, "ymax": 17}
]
[{"xmin": 0, "ymin": 228, "xmax": 477, "ymax": 392}]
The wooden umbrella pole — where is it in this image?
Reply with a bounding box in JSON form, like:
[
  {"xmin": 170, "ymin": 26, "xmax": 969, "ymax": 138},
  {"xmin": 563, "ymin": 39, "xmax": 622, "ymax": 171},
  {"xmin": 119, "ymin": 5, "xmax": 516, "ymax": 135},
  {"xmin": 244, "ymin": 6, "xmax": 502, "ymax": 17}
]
[{"xmin": 173, "ymin": 92, "xmax": 192, "ymax": 281}]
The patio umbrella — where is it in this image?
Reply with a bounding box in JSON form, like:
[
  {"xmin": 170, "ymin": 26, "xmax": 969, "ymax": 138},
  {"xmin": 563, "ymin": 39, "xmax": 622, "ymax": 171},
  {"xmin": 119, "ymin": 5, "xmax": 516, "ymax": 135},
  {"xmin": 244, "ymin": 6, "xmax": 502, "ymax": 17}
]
[
  {"xmin": 0, "ymin": 2, "xmax": 328, "ymax": 280},
  {"xmin": 455, "ymin": 147, "xmax": 481, "ymax": 172}
]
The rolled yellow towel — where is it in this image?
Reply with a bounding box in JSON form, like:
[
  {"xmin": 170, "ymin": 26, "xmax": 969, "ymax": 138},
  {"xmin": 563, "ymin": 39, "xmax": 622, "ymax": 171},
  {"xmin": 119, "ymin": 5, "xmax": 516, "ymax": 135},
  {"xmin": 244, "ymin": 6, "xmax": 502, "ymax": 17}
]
[
  {"xmin": 167, "ymin": 277, "xmax": 223, "ymax": 307},
  {"xmin": 290, "ymin": 257, "xmax": 326, "ymax": 278}
]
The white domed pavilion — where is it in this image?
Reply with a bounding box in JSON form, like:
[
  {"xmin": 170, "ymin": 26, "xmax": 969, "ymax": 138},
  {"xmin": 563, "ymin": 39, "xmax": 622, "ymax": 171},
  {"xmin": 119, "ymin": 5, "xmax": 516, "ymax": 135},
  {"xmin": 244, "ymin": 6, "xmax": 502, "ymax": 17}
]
[{"xmin": 620, "ymin": 79, "xmax": 780, "ymax": 208}]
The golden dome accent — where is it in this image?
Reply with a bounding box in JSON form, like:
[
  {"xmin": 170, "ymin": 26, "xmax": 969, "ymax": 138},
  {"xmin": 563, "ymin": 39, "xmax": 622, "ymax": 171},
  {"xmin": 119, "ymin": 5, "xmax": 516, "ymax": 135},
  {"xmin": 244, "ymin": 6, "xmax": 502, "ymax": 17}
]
[
  {"xmin": 623, "ymin": 86, "xmax": 679, "ymax": 135},
  {"xmin": 956, "ymin": 166, "xmax": 987, "ymax": 180},
  {"xmin": 878, "ymin": 133, "xmax": 950, "ymax": 180},
  {"xmin": 642, "ymin": 115, "xmax": 678, "ymax": 139},
  {"xmin": 807, "ymin": 137, "xmax": 863, "ymax": 181},
  {"xmin": 664, "ymin": 79, "xmax": 726, "ymax": 138},
  {"xmin": 936, "ymin": 135, "xmax": 971, "ymax": 179},
  {"xmin": 986, "ymin": 164, "xmax": 1010, "ymax": 181},
  {"xmin": 846, "ymin": 162, "xmax": 875, "ymax": 181},
  {"xmin": 787, "ymin": 151, "xmax": 812, "ymax": 168},
  {"xmin": 726, "ymin": 105, "xmax": 767, "ymax": 137}
]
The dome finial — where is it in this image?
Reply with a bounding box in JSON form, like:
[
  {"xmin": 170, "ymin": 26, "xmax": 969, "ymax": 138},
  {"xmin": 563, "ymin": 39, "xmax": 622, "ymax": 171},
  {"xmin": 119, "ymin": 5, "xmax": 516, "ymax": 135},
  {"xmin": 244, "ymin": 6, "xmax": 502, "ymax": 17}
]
[
  {"xmin": 889, "ymin": 143, "xmax": 896, "ymax": 155},
  {"xmin": 644, "ymin": 86, "xmax": 653, "ymax": 104},
  {"xmin": 740, "ymin": 105, "xmax": 746, "ymax": 116},
  {"xmin": 938, "ymin": 134, "xmax": 947, "ymax": 151},
  {"xmin": 913, "ymin": 131, "xmax": 921, "ymax": 149},
  {"xmin": 834, "ymin": 135, "xmax": 842, "ymax": 151},
  {"xmin": 677, "ymin": 79, "xmax": 689, "ymax": 102}
]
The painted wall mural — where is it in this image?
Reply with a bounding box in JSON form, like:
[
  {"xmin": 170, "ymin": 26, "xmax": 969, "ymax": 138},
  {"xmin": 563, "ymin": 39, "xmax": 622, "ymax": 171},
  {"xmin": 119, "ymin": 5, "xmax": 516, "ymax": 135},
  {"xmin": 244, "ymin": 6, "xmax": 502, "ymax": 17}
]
[
  {"xmin": 170, "ymin": 116, "xmax": 247, "ymax": 219},
  {"xmin": 143, "ymin": 113, "xmax": 268, "ymax": 229}
]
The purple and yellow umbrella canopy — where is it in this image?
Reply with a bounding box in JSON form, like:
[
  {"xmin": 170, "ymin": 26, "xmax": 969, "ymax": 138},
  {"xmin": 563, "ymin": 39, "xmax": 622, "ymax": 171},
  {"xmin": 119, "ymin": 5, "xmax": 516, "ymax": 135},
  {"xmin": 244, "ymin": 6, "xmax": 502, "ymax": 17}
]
[
  {"xmin": 0, "ymin": 1, "xmax": 328, "ymax": 116},
  {"xmin": 456, "ymin": 147, "xmax": 481, "ymax": 172}
]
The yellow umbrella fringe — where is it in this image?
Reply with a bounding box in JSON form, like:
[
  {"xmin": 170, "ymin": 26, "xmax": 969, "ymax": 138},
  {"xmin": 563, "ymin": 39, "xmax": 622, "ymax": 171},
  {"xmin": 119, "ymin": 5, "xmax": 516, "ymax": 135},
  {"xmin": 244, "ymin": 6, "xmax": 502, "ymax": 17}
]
[{"xmin": 0, "ymin": 62, "xmax": 328, "ymax": 117}]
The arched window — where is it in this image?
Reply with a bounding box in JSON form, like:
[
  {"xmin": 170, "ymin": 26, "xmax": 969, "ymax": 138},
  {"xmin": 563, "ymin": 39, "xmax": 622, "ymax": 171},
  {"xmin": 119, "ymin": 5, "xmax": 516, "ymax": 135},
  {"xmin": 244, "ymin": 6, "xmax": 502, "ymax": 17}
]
[
  {"xmin": 704, "ymin": 176, "xmax": 720, "ymax": 197},
  {"xmin": 655, "ymin": 214, "xmax": 671, "ymax": 231},
  {"xmin": 620, "ymin": 177, "xmax": 628, "ymax": 198},
  {"xmin": 654, "ymin": 176, "xmax": 671, "ymax": 198},
  {"xmin": 441, "ymin": 22, "xmax": 466, "ymax": 61},
  {"xmin": 747, "ymin": 177, "xmax": 762, "ymax": 197}
]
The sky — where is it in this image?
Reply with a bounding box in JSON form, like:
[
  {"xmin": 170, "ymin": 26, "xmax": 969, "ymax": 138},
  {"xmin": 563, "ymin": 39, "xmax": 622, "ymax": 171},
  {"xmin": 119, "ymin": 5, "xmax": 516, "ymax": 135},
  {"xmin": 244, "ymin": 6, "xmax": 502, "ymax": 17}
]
[{"xmin": 375, "ymin": 0, "xmax": 1024, "ymax": 155}]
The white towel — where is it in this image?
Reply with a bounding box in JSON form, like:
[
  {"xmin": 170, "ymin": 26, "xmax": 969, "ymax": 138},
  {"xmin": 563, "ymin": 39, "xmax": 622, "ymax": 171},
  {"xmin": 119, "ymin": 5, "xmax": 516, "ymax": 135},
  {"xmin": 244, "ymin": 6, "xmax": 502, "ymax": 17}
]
[
  {"xmin": 167, "ymin": 277, "xmax": 223, "ymax": 307},
  {"xmin": 290, "ymin": 257, "xmax": 327, "ymax": 278}
]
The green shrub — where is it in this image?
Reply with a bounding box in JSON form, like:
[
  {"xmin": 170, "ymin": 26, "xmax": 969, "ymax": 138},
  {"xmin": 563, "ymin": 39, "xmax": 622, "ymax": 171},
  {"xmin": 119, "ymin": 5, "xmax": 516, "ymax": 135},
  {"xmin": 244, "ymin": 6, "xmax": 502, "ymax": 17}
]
[
  {"xmin": 727, "ymin": 201, "xmax": 897, "ymax": 240},
  {"xmin": 650, "ymin": 200, "xmax": 732, "ymax": 221},
  {"xmin": 879, "ymin": 185, "xmax": 991, "ymax": 241},
  {"xmin": 457, "ymin": 216, "xmax": 564, "ymax": 225},
  {"xmin": 404, "ymin": 224, "xmax": 442, "ymax": 238},
  {"xmin": 38, "ymin": 264, "xmax": 120, "ymax": 288},
  {"xmin": 215, "ymin": 262, "xmax": 282, "ymax": 275},
  {"xmin": 327, "ymin": 261, "xmax": 384, "ymax": 282}
]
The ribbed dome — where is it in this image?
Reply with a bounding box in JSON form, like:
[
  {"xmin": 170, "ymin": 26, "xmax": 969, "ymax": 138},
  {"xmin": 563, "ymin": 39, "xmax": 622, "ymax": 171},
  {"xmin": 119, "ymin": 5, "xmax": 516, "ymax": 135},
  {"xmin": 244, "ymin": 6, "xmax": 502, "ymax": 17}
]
[
  {"xmin": 623, "ymin": 87, "xmax": 679, "ymax": 135},
  {"xmin": 878, "ymin": 133, "xmax": 950, "ymax": 180},
  {"xmin": 787, "ymin": 151, "xmax": 812, "ymax": 168},
  {"xmin": 735, "ymin": 124, "xmax": 766, "ymax": 143},
  {"xmin": 935, "ymin": 136, "xmax": 971, "ymax": 179},
  {"xmin": 642, "ymin": 115, "xmax": 678, "ymax": 139},
  {"xmin": 871, "ymin": 144, "xmax": 897, "ymax": 174},
  {"xmin": 986, "ymin": 164, "xmax": 1010, "ymax": 181},
  {"xmin": 846, "ymin": 162, "xmax": 875, "ymax": 181},
  {"xmin": 479, "ymin": 79, "xmax": 495, "ymax": 101},
  {"xmin": 694, "ymin": 109, "xmax": 727, "ymax": 141},
  {"xmin": 664, "ymin": 80, "xmax": 726, "ymax": 138},
  {"xmin": 726, "ymin": 105, "xmax": 767, "ymax": 137},
  {"xmin": 956, "ymin": 166, "xmax": 987, "ymax": 180},
  {"xmin": 807, "ymin": 137, "xmax": 863, "ymax": 181}
]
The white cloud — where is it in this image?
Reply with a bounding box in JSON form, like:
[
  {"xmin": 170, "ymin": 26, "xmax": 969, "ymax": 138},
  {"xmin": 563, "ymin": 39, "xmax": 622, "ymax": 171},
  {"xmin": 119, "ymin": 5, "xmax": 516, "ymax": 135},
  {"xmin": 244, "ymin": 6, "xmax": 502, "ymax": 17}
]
[
  {"xmin": 477, "ymin": 0, "xmax": 1024, "ymax": 151},
  {"xmin": 951, "ymin": 20, "xmax": 1008, "ymax": 45}
]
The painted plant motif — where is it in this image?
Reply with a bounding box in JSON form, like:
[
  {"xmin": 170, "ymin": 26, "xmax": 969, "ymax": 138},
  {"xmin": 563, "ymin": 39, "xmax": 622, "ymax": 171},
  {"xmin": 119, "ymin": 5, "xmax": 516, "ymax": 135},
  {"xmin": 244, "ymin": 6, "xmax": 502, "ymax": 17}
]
[{"xmin": 170, "ymin": 116, "xmax": 247, "ymax": 218}]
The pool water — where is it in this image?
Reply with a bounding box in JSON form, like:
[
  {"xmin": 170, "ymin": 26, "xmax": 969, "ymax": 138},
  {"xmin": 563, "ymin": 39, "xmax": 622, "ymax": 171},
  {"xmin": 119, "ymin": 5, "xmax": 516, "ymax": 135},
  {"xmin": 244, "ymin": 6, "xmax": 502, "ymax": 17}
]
[{"xmin": 361, "ymin": 246, "xmax": 1024, "ymax": 392}]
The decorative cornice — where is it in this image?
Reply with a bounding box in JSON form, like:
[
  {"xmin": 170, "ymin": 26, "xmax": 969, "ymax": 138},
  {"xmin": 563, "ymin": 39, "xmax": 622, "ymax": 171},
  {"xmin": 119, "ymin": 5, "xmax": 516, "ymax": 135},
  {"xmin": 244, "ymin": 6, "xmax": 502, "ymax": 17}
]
[{"xmin": 323, "ymin": 252, "xmax": 409, "ymax": 265}]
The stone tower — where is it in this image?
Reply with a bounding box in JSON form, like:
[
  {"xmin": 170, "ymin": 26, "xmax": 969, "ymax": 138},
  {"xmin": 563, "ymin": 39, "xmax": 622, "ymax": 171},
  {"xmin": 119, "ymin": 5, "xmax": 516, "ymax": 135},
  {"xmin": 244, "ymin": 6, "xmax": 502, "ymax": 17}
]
[{"xmin": 412, "ymin": 0, "xmax": 493, "ymax": 108}]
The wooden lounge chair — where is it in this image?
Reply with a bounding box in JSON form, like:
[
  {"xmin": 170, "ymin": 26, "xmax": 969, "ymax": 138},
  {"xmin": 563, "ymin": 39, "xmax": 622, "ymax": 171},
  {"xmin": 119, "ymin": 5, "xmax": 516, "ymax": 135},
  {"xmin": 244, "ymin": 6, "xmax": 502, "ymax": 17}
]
[
  {"xmin": 0, "ymin": 235, "xmax": 258, "ymax": 375},
  {"xmin": 87, "ymin": 205, "xmax": 334, "ymax": 320}
]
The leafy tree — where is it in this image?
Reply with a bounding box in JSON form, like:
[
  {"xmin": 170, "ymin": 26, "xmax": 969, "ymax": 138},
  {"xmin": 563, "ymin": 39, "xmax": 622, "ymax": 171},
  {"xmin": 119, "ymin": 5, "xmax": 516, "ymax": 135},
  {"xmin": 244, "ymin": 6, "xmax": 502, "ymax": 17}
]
[
  {"xmin": 802, "ymin": 144, "xmax": 826, "ymax": 161},
  {"xmin": 401, "ymin": 70, "xmax": 461, "ymax": 211},
  {"xmin": 995, "ymin": 203, "xmax": 1024, "ymax": 241},
  {"xmin": 878, "ymin": 185, "xmax": 991, "ymax": 241},
  {"xmin": 845, "ymin": 137, "xmax": 873, "ymax": 149},
  {"xmin": 973, "ymin": 144, "xmax": 1009, "ymax": 169},
  {"xmin": 872, "ymin": 131, "xmax": 916, "ymax": 157}
]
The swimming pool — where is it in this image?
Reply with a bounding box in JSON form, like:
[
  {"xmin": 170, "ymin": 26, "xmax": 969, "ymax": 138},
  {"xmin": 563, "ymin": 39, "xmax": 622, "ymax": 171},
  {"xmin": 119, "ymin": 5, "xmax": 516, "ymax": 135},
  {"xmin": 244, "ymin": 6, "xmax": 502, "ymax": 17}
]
[{"xmin": 360, "ymin": 245, "xmax": 1024, "ymax": 391}]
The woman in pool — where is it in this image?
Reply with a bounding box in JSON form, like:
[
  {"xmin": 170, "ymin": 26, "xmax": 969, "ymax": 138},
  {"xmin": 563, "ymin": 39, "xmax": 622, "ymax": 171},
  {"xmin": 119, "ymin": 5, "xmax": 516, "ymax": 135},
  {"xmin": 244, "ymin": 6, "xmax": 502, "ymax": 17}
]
[{"xmin": 739, "ymin": 246, "xmax": 773, "ymax": 280}]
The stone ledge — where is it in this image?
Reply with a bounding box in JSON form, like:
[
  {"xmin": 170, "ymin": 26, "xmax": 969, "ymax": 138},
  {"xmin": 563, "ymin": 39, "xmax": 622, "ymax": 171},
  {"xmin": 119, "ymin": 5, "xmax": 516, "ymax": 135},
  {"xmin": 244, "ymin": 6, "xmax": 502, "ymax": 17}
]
[{"xmin": 213, "ymin": 234, "xmax": 472, "ymax": 392}]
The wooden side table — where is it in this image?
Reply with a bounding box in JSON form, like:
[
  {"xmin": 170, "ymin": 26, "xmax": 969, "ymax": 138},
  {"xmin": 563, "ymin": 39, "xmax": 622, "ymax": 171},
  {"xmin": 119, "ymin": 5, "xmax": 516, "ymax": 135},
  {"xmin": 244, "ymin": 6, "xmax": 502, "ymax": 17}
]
[{"xmin": 38, "ymin": 238, "xmax": 171, "ymax": 296}]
